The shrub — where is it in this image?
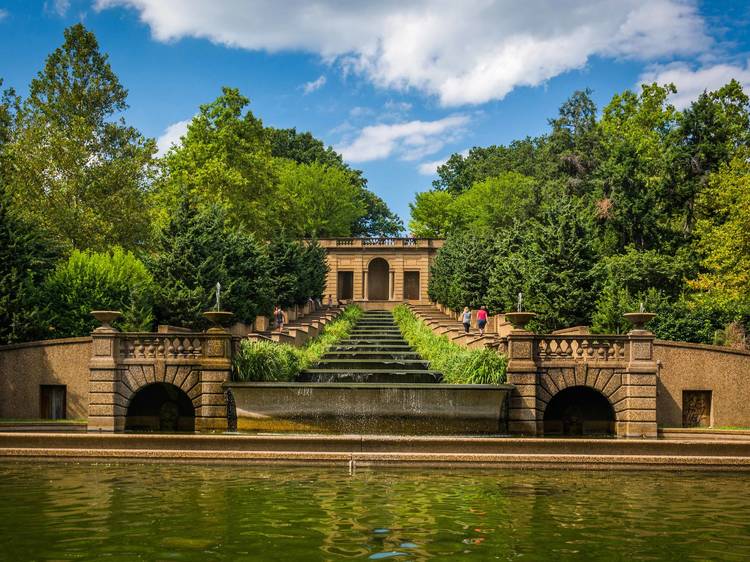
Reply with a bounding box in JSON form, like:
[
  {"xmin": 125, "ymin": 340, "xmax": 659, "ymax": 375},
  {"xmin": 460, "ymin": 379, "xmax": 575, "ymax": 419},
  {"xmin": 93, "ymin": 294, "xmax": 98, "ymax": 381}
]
[
  {"xmin": 40, "ymin": 247, "xmax": 154, "ymax": 338},
  {"xmin": 392, "ymin": 305, "xmax": 507, "ymax": 384},
  {"xmin": 233, "ymin": 305, "xmax": 363, "ymax": 381}
]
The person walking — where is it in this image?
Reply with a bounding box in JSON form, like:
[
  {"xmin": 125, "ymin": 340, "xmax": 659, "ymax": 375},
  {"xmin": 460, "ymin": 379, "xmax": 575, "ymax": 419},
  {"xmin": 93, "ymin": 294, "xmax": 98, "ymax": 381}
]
[
  {"xmin": 273, "ymin": 305, "xmax": 287, "ymax": 331},
  {"xmin": 462, "ymin": 307, "xmax": 471, "ymax": 334},
  {"xmin": 477, "ymin": 306, "xmax": 489, "ymax": 336}
]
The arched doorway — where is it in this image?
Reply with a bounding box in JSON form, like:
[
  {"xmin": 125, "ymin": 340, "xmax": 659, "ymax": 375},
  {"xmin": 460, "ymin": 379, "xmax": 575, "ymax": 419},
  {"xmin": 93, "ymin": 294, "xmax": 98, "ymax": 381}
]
[
  {"xmin": 125, "ymin": 383, "xmax": 195, "ymax": 432},
  {"xmin": 368, "ymin": 258, "xmax": 390, "ymax": 300},
  {"xmin": 543, "ymin": 386, "xmax": 615, "ymax": 436}
]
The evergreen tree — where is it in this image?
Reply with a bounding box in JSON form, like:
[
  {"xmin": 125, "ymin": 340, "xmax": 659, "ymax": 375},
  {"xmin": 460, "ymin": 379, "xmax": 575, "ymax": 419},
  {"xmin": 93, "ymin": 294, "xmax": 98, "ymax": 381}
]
[
  {"xmin": 148, "ymin": 199, "xmax": 272, "ymax": 328},
  {"xmin": 0, "ymin": 182, "xmax": 59, "ymax": 343}
]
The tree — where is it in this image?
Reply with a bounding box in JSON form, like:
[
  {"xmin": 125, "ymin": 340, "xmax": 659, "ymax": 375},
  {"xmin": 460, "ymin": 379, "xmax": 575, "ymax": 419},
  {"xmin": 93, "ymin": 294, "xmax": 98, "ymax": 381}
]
[
  {"xmin": 40, "ymin": 248, "xmax": 154, "ymax": 338},
  {"xmin": 408, "ymin": 190, "xmax": 458, "ymax": 237},
  {"xmin": 692, "ymin": 149, "xmax": 750, "ymax": 309},
  {"xmin": 594, "ymin": 83, "xmax": 679, "ymax": 253},
  {"xmin": 148, "ymin": 198, "xmax": 272, "ymax": 329},
  {"xmin": 450, "ymin": 172, "xmax": 539, "ymax": 233},
  {"xmin": 7, "ymin": 24, "xmax": 156, "ymax": 251},
  {"xmin": 266, "ymin": 237, "xmax": 328, "ymax": 307},
  {"xmin": 155, "ymin": 87, "xmax": 276, "ymax": 235},
  {"xmin": 0, "ymin": 182, "xmax": 60, "ymax": 343},
  {"xmin": 268, "ymin": 126, "xmax": 403, "ymax": 236},
  {"xmin": 428, "ymin": 233, "xmax": 494, "ymax": 311},
  {"xmin": 273, "ymin": 159, "xmax": 366, "ymax": 237},
  {"xmin": 351, "ymin": 190, "xmax": 404, "ymax": 237}
]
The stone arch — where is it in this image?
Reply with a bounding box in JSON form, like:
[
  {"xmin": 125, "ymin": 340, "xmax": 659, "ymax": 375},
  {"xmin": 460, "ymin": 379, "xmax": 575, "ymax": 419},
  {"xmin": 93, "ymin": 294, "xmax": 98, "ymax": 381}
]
[
  {"xmin": 542, "ymin": 386, "xmax": 615, "ymax": 436},
  {"xmin": 537, "ymin": 367, "xmax": 624, "ymax": 436},
  {"xmin": 367, "ymin": 257, "xmax": 390, "ymax": 300},
  {"xmin": 125, "ymin": 382, "xmax": 196, "ymax": 432}
]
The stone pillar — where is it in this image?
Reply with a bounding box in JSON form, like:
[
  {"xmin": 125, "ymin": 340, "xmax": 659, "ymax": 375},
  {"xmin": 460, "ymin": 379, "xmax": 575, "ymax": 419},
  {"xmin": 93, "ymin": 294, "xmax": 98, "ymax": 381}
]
[
  {"xmin": 362, "ymin": 269, "xmax": 369, "ymax": 300},
  {"xmin": 619, "ymin": 331, "xmax": 658, "ymax": 438},
  {"xmin": 196, "ymin": 329, "xmax": 233, "ymax": 432},
  {"xmin": 389, "ymin": 271, "xmax": 395, "ymax": 300},
  {"xmin": 506, "ymin": 330, "xmax": 539, "ymax": 435},
  {"xmin": 353, "ymin": 269, "xmax": 363, "ymax": 300},
  {"xmin": 88, "ymin": 330, "xmax": 124, "ymax": 432}
]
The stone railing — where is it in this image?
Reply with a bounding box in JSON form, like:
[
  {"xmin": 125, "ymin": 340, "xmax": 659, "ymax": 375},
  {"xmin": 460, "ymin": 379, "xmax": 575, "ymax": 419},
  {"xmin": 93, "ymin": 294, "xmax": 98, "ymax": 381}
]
[
  {"xmin": 535, "ymin": 335, "xmax": 628, "ymax": 362},
  {"xmin": 319, "ymin": 238, "xmax": 444, "ymax": 249},
  {"xmin": 117, "ymin": 334, "xmax": 206, "ymax": 359}
]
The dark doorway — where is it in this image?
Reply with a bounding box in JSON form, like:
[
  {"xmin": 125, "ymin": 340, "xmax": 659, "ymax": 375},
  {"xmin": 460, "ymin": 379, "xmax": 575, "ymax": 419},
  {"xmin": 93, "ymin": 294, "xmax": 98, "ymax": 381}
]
[
  {"xmin": 126, "ymin": 383, "xmax": 195, "ymax": 432},
  {"xmin": 337, "ymin": 271, "xmax": 354, "ymax": 300},
  {"xmin": 40, "ymin": 385, "xmax": 66, "ymax": 419},
  {"xmin": 543, "ymin": 386, "xmax": 615, "ymax": 436},
  {"xmin": 403, "ymin": 271, "xmax": 420, "ymax": 300},
  {"xmin": 368, "ymin": 258, "xmax": 389, "ymax": 300}
]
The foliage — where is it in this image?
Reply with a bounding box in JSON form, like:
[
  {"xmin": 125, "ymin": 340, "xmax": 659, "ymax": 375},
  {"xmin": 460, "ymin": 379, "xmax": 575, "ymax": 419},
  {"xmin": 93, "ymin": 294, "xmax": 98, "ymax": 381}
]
[
  {"xmin": 6, "ymin": 24, "xmax": 156, "ymax": 251},
  {"xmin": 273, "ymin": 159, "xmax": 366, "ymax": 237},
  {"xmin": 233, "ymin": 305, "xmax": 363, "ymax": 381},
  {"xmin": 267, "ymin": 237, "xmax": 328, "ymax": 308},
  {"xmin": 147, "ymin": 199, "xmax": 272, "ymax": 329},
  {"xmin": 154, "ymin": 87, "xmax": 276, "ymax": 235},
  {"xmin": 392, "ymin": 305, "xmax": 507, "ymax": 384},
  {"xmin": 39, "ymin": 248, "xmax": 154, "ymax": 338},
  {"xmin": 0, "ymin": 182, "xmax": 60, "ymax": 343}
]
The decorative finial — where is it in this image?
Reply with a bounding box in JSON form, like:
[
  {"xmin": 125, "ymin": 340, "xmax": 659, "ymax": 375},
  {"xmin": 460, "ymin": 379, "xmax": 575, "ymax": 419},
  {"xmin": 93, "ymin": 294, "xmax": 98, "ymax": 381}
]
[
  {"xmin": 517, "ymin": 292, "xmax": 523, "ymax": 313},
  {"xmin": 216, "ymin": 282, "xmax": 221, "ymax": 311}
]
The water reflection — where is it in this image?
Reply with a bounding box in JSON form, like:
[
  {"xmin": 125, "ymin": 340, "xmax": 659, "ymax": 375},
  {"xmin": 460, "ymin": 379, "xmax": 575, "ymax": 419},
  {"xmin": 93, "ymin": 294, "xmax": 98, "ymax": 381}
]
[{"xmin": 1, "ymin": 462, "xmax": 749, "ymax": 560}]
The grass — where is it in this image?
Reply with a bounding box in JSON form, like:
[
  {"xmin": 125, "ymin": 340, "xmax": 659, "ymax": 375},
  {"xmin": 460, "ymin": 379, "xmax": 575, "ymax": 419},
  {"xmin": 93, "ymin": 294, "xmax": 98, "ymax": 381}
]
[
  {"xmin": 392, "ymin": 305, "xmax": 507, "ymax": 384},
  {"xmin": 232, "ymin": 305, "xmax": 363, "ymax": 382}
]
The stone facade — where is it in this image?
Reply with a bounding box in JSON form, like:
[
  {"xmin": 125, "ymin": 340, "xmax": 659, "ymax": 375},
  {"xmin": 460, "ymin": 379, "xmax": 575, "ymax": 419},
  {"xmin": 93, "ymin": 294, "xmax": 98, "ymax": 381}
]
[{"xmin": 317, "ymin": 238, "xmax": 444, "ymax": 305}]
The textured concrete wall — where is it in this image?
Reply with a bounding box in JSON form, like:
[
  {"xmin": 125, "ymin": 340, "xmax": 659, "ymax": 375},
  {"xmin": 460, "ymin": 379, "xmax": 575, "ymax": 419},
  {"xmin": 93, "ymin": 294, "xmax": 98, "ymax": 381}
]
[
  {"xmin": 655, "ymin": 341, "xmax": 750, "ymax": 428},
  {"xmin": 0, "ymin": 338, "xmax": 91, "ymax": 419}
]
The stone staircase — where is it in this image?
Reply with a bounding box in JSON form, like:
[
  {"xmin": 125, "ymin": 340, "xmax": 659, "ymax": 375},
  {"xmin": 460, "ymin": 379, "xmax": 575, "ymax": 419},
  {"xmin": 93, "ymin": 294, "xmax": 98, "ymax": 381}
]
[{"xmin": 297, "ymin": 310, "xmax": 442, "ymax": 383}]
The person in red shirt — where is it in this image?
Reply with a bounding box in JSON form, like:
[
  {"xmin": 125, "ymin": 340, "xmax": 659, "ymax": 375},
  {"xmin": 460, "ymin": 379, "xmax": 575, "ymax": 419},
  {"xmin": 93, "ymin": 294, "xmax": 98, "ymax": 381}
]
[{"xmin": 477, "ymin": 306, "xmax": 489, "ymax": 336}]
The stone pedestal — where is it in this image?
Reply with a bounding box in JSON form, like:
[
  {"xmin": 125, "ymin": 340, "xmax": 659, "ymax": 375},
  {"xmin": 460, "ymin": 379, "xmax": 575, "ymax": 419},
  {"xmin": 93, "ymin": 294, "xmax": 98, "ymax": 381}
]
[{"xmin": 506, "ymin": 330, "xmax": 539, "ymax": 435}]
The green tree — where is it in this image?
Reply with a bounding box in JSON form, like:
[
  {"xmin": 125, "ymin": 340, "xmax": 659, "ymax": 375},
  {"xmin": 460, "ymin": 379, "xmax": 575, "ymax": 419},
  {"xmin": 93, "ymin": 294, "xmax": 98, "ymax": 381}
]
[
  {"xmin": 450, "ymin": 172, "xmax": 539, "ymax": 233},
  {"xmin": 428, "ymin": 233, "xmax": 494, "ymax": 311},
  {"xmin": 148, "ymin": 199, "xmax": 272, "ymax": 328},
  {"xmin": 408, "ymin": 190, "xmax": 458, "ymax": 237},
  {"xmin": 0, "ymin": 182, "xmax": 60, "ymax": 343},
  {"xmin": 351, "ymin": 190, "xmax": 404, "ymax": 237},
  {"xmin": 155, "ymin": 87, "xmax": 276, "ymax": 235},
  {"xmin": 273, "ymin": 159, "xmax": 366, "ymax": 237},
  {"xmin": 40, "ymin": 247, "xmax": 154, "ymax": 338},
  {"xmin": 7, "ymin": 24, "xmax": 156, "ymax": 251}
]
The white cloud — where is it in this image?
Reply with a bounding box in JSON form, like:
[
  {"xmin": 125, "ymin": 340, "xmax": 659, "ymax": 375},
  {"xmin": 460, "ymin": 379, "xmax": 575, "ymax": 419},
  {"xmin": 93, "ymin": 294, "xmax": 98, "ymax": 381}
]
[
  {"xmin": 156, "ymin": 118, "xmax": 191, "ymax": 155},
  {"xmin": 336, "ymin": 115, "xmax": 469, "ymax": 163},
  {"xmin": 45, "ymin": 0, "xmax": 71, "ymax": 16},
  {"xmin": 302, "ymin": 75, "xmax": 326, "ymax": 95},
  {"xmin": 639, "ymin": 60, "xmax": 750, "ymax": 109},
  {"xmin": 0, "ymin": 9, "xmax": 8, "ymax": 20},
  {"xmin": 95, "ymin": 0, "xmax": 711, "ymax": 107}
]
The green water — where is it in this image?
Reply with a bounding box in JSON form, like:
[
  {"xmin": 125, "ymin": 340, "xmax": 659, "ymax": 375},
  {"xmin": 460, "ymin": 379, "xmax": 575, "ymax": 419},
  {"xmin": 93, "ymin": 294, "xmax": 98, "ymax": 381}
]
[{"xmin": 1, "ymin": 463, "xmax": 749, "ymax": 561}]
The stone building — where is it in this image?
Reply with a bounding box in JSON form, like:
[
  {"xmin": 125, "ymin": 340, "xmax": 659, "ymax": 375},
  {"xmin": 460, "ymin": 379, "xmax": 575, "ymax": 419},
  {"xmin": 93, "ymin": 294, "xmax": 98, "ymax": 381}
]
[{"xmin": 317, "ymin": 238, "xmax": 443, "ymax": 306}]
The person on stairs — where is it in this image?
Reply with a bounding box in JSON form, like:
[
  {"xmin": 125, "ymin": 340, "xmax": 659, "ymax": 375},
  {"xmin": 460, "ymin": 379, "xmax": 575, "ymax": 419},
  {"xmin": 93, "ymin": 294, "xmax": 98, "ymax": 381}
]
[
  {"xmin": 462, "ymin": 307, "xmax": 471, "ymax": 334},
  {"xmin": 477, "ymin": 306, "xmax": 489, "ymax": 336}
]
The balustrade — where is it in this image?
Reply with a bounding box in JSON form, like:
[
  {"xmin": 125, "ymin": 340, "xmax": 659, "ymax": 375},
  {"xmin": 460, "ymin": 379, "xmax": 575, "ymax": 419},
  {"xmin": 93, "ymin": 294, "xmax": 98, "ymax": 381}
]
[
  {"xmin": 535, "ymin": 335, "xmax": 628, "ymax": 362},
  {"xmin": 117, "ymin": 333, "xmax": 207, "ymax": 359}
]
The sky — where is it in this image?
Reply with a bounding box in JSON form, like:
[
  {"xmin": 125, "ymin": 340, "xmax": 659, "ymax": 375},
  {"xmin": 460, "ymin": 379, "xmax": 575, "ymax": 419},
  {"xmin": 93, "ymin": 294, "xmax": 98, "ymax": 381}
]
[{"xmin": 1, "ymin": 1, "xmax": 749, "ymax": 226}]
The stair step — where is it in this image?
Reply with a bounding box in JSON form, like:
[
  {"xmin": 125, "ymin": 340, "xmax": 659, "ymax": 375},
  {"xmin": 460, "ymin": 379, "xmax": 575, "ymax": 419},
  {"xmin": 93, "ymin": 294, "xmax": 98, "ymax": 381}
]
[{"xmin": 297, "ymin": 370, "xmax": 443, "ymax": 383}]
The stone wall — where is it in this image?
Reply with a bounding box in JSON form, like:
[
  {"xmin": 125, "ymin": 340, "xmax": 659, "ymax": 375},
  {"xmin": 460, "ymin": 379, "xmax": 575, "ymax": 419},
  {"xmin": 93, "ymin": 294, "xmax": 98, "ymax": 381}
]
[
  {"xmin": 654, "ymin": 340, "xmax": 750, "ymax": 428},
  {"xmin": 0, "ymin": 337, "xmax": 91, "ymax": 419}
]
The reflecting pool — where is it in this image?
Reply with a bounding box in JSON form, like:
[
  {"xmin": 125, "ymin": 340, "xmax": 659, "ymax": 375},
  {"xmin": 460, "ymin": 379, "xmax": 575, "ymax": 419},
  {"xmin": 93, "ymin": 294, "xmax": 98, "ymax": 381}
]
[{"xmin": 1, "ymin": 462, "xmax": 749, "ymax": 560}]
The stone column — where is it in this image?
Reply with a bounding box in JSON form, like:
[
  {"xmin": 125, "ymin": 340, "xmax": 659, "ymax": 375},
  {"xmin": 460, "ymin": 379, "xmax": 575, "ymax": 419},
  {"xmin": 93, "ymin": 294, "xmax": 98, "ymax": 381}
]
[
  {"xmin": 196, "ymin": 329, "xmax": 233, "ymax": 432},
  {"xmin": 619, "ymin": 331, "xmax": 658, "ymax": 438},
  {"xmin": 363, "ymin": 269, "xmax": 369, "ymax": 300},
  {"xmin": 88, "ymin": 330, "xmax": 124, "ymax": 432},
  {"xmin": 353, "ymin": 269, "xmax": 363, "ymax": 300},
  {"xmin": 506, "ymin": 330, "xmax": 539, "ymax": 435},
  {"xmin": 389, "ymin": 271, "xmax": 395, "ymax": 300}
]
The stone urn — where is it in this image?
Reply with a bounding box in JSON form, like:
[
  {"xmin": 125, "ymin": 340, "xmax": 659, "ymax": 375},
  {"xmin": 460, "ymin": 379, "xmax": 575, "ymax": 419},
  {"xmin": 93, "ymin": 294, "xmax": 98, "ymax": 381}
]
[
  {"xmin": 202, "ymin": 310, "xmax": 234, "ymax": 332},
  {"xmin": 623, "ymin": 312, "xmax": 656, "ymax": 332},
  {"xmin": 505, "ymin": 311, "xmax": 536, "ymax": 331},
  {"xmin": 91, "ymin": 310, "xmax": 121, "ymax": 332}
]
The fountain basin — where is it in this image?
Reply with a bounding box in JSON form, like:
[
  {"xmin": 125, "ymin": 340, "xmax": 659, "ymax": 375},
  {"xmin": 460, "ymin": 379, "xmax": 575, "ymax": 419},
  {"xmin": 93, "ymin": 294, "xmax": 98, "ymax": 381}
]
[{"xmin": 224, "ymin": 382, "xmax": 512, "ymax": 434}]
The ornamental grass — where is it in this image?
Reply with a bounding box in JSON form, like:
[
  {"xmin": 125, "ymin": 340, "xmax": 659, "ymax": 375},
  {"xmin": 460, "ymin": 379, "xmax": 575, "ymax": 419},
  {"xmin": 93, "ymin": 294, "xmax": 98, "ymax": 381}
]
[{"xmin": 392, "ymin": 305, "xmax": 507, "ymax": 384}]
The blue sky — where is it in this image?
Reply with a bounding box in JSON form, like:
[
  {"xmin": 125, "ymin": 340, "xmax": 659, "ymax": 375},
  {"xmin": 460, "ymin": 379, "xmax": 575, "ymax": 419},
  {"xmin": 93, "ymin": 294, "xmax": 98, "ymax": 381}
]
[{"xmin": 1, "ymin": 1, "xmax": 749, "ymax": 226}]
